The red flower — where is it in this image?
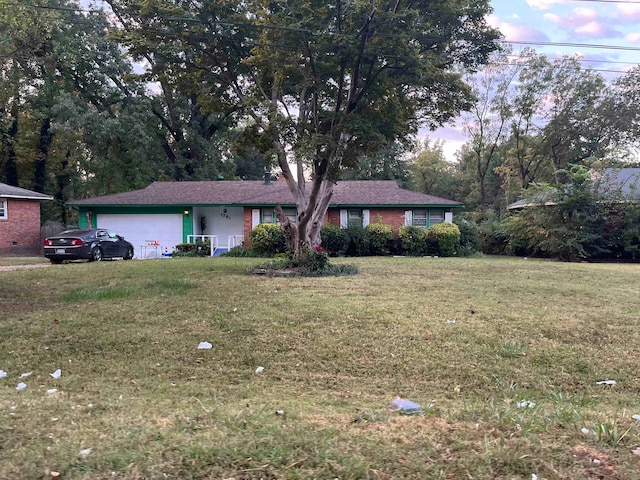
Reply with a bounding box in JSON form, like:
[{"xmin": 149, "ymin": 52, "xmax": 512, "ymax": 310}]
[{"xmin": 313, "ymin": 245, "xmax": 327, "ymax": 253}]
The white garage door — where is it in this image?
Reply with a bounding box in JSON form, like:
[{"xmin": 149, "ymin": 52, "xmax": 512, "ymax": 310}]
[{"xmin": 97, "ymin": 214, "xmax": 184, "ymax": 258}]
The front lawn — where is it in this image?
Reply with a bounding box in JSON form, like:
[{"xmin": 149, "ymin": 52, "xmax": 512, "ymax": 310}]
[{"xmin": 1, "ymin": 257, "xmax": 639, "ymax": 479}]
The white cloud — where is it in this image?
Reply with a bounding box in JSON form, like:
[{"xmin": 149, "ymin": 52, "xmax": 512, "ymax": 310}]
[
  {"xmin": 526, "ymin": 0, "xmax": 565, "ymax": 10},
  {"xmin": 616, "ymin": 2, "xmax": 640, "ymax": 22},
  {"xmin": 544, "ymin": 13, "xmax": 562, "ymax": 24},
  {"xmin": 576, "ymin": 21, "xmax": 607, "ymax": 36},
  {"xmin": 487, "ymin": 15, "xmax": 548, "ymax": 42},
  {"xmin": 626, "ymin": 32, "xmax": 640, "ymax": 43}
]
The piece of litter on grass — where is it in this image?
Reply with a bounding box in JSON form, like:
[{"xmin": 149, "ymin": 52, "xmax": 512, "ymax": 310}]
[
  {"xmin": 388, "ymin": 397, "xmax": 422, "ymax": 415},
  {"xmin": 87, "ymin": 404, "xmax": 93, "ymax": 408},
  {"xmin": 275, "ymin": 410, "xmax": 284, "ymax": 415},
  {"xmin": 581, "ymin": 427, "xmax": 591, "ymax": 435},
  {"xmin": 50, "ymin": 369, "xmax": 61, "ymax": 379},
  {"xmin": 255, "ymin": 366, "xmax": 264, "ymax": 374},
  {"xmin": 79, "ymin": 448, "xmax": 92, "ymax": 458},
  {"xmin": 632, "ymin": 448, "xmax": 640, "ymax": 456},
  {"xmin": 16, "ymin": 382, "xmax": 27, "ymax": 391},
  {"xmin": 531, "ymin": 474, "xmax": 538, "ymax": 480},
  {"xmin": 0, "ymin": 370, "xmax": 7, "ymax": 378},
  {"xmin": 516, "ymin": 400, "xmax": 536, "ymax": 409},
  {"xmin": 633, "ymin": 414, "xmax": 640, "ymax": 421},
  {"xmin": 19, "ymin": 372, "xmax": 32, "ymax": 379},
  {"xmin": 233, "ymin": 307, "xmax": 237, "ymax": 312},
  {"xmin": 197, "ymin": 341, "xmax": 212, "ymax": 349},
  {"xmin": 50, "ymin": 471, "xmax": 60, "ymax": 477},
  {"xmin": 596, "ymin": 380, "xmax": 616, "ymax": 386},
  {"xmin": 47, "ymin": 389, "xmax": 58, "ymax": 394},
  {"xmin": 446, "ymin": 319, "xmax": 456, "ymax": 324}
]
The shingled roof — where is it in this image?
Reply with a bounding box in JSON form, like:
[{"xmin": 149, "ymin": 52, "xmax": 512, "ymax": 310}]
[
  {"xmin": 0, "ymin": 183, "xmax": 53, "ymax": 200},
  {"xmin": 68, "ymin": 180, "xmax": 462, "ymax": 208}
]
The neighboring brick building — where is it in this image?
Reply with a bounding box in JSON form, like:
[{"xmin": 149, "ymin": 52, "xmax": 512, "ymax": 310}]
[
  {"xmin": 68, "ymin": 178, "xmax": 461, "ymax": 256},
  {"xmin": 0, "ymin": 183, "xmax": 53, "ymax": 256}
]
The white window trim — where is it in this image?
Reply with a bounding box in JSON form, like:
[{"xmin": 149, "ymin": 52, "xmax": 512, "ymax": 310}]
[{"xmin": 0, "ymin": 199, "xmax": 7, "ymax": 220}]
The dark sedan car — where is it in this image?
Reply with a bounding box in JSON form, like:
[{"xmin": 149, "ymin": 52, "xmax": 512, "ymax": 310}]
[{"xmin": 44, "ymin": 229, "xmax": 134, "ymax": 264}]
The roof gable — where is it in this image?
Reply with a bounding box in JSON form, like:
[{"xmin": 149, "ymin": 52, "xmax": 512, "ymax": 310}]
[{"xmin": 68, "ymin": 180, "xmax": 462, "ymax": 208}]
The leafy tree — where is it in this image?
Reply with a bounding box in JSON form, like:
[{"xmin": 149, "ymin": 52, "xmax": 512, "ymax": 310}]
[
  {"xmin": 408, "ymin": 138, "xmax": 461, "ymax": 200},
  {"xmin": 110, "ymin": 0, "xmax": 500, "ymax": 263},
  {"xmin": 341, "ymin": 143, "xmax": 411, "ymax": 187}
]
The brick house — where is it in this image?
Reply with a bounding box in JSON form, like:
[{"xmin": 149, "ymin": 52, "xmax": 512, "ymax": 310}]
[
  {"xmin": 0, "ymin": 183, "xmax": 54, "ymax": 256},
  {"xmin": 68, "ymin": 178, "xmax": 462, "ymax": 257}
]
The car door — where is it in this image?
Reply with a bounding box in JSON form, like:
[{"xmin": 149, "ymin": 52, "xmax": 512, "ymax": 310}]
[{"xmin": 96, "ymin": 230, "xmax": 114, "ymax": 257}]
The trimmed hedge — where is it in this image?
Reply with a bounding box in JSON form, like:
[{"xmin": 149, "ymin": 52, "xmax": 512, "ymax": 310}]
[{"xmin": 249, "ymin": 223, "xmax": 287, "ymax": 255}]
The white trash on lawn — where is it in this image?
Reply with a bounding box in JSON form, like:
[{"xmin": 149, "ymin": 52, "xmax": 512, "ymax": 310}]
[
  {"xmin": 16, "ymin": 382, "xmax": 27, "ymax": 391},
  {"xmin": 19, "ymin": 372, "xmax": 32, "ymax": 379},
  {"xmin": 50, "ymin": 369, "xmax": 61, "ymax": 379},
  {"xmin": 197, "ymin": 341, "xmax": 212, "ymax": 349},
  {"xmin": 0, "ymin": 370, "xmax": 7, "ymax": 378},
  {"xmin": 596, "ymin": 380, "xmax": 617, "ymax": 386},
  {"xmin": 255, "ymin": 366, "xmax": 264, "ymax": 374},
  {"xmin": 79, "ymin": 448, "xmax": 92, "ymax": 458},
  {"xmin": 517, "ymin": 400, "xmax": 536, "ymax": 409}
]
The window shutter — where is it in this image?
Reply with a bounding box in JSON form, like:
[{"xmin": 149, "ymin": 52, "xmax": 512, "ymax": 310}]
[
  {"xmin": 251, "ymin": 209, "xmax": 261, "ymax": 229},
  {"xmin": 404, "ymin": 210, "xmax": 412, "ymax": 226},
  {"xmin": 340, "ymin": 209, "xmax": 348, "ymax": 228},
  {"xmin": 445, "ymin": 212, "xmax": 453, "ymax": 223},
  {"xmin": 362, "ymin": 209, "xmax": 370, "ymax": 227}
]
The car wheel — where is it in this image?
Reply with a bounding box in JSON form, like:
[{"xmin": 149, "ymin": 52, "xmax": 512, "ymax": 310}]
[
  {"xmin": 50, "ymin": 259, "xmax": 63, "ymax": 265},
  {"xmin": 90, "ymin": 247, "xmax": 103, "ymax": 262},
  {"xmin": 124, "ymin": 247, "xmax": 134, "ymax": 260}
]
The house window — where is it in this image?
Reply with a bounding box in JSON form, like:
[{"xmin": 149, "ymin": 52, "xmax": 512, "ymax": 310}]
[
  {"xmin": 0, "ymin": 199, "xmax": 6, "ymax": 220},
  {"xmin": 262, "ymin": 208, "xmax": 297, "ymax": 224},
  {"xmin": 412, "ymin": 210, "xmax": 427, "ymax": 227},
  {"xmin": 410, "ymin": 209, "xmax": 445, "ymax": 227},
  {"xmin": 347, "ymin": 209, "xmax": 363, "ymax": 228},
  {"xmin": 429, "ymin": 210, "xmax": 444, "ymax": 226}
]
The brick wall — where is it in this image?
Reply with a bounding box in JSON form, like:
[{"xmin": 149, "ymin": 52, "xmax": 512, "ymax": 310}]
[
  {"xmin": 326, "ymin": 208, "xmax": 407, "ymax": 234},
  {"xmin": 243, "ymin": 208, "xmax": 253, "ymax": 248},
  {"xmin": 0, "ymin": 199, "xmax": 43, "ymax": 255}
]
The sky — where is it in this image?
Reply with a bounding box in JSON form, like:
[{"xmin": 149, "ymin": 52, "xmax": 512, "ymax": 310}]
[{"xmin": 431, "ymin": 0, "xmax": 640, "ymax": 160}]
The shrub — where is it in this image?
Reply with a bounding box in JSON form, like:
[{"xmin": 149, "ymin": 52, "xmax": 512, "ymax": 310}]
[
  {"xmin": 478, "ymin": 216, "xmax": 510, "ymax": 254},
  {"xmin": 345, "ymin": 225, "xmax": 369, "ymax": 256},
  {"xmin": 304, "ymin": 246, "xmax": 329, "ymax": 272},
  {"xmin": 320, "ymin": 224, "xmax": 349, "ymax": 256},
  {"xmin": 454, "ymin": 218, "xmax": 481, "ymax": 255},
  {"xmin": 398, "ymin": 226, "xmax": 427, "ymax": 256},
  {"xmin": 221, "ymin": 245, "xmax": 263, "ymax": 257},
  {"xmin": 249, "ymin": 223, "xmax": 287, "ymax": 255},
  {"xmin": 365, "ymin": 222, "xmax": 394, "ymax": 256},
  {"xmin": 173, "ymin": 242, "xmax": 211, "ymax": 257},
  {"xmin": 428, "ymin": 222, "xmax": 461, "ymax": 257}
]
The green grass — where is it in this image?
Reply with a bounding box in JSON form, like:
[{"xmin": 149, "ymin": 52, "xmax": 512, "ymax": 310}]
[{"xmin": 1, "ymin": 256, "xmax": 640, "ymax": 479}]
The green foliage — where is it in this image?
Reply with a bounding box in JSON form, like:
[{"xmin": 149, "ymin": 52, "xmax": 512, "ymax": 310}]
[
  {"xmin": 398, "ymin": 226, "xmax": 427, "ymax": 256},
  {"xmin": 478, "ymin": 215, "xmax": 510, "ymax": 255},
  {"xmin": 365, "ymin": 221, "xmax": 394, "ymax": 256},
  {"xmin": 454, "ymin": 218, "xmax": 481, "ymax": 255},
  {"xmin": 249, "ymin": 223, "xmax": 287, "ymax": 255},
  {"xmin": 221, "ymin": 245, "xmax": 264, "ymax": 257},
  {"xmin": 621, "ymin": 205, "xmax": 640, "ymax": 259},
  {"xmin": 345, "ymin": 226, "xmax": 370, "ymax": 256},
  {"xmin": 173, "ymin": 242, "xmax": 211, "ymax": 257},
  {"xmin": 503, "ymin": 166, "xmax": 640, "ymax": 261},
  {"xmin": 320, "ymin": 224, "xmax": 349, "ymax": 257},
  {"xmin": 429, "ymin": 222, "xmax": 461, "ymax": 257}
]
